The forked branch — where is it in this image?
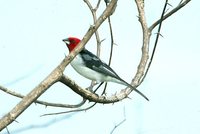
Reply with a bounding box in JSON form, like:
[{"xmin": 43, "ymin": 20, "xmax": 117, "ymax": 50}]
[
  {"xmin": 0, "ymin": 0, "xmax": 191, "ymax": 131},
  {"xmin": 0, "ymin": 0, "xmax": 118, "ymax": 131}
]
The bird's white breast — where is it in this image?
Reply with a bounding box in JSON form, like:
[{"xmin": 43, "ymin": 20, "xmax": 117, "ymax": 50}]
[{"xmin": 70, "ymin": 54, "xmax": 122, "ymax": 84}]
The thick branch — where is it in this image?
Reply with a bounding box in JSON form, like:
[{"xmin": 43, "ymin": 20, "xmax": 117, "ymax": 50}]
[
  {"xmin": 140, "ymin": 0, "xmax": 168, "ymax": 82},
  {"xmin": 60, "ymin": 75, "xmax": 137, "ymax": 105},
  {"xmin": 0, "ymin": 67, "xmax": 62, "ymax": 131},
  {"xmin": 133, "ymin": 0, "xmax": 151, "ymax": 86}
]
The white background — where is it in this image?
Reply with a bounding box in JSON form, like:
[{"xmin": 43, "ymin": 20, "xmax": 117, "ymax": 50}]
[{"xmin": 0, "ymin": 0, "xmax": 199, "ymax": 134}]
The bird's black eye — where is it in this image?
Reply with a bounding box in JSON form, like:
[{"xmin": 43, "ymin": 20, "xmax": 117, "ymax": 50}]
[{"xmin": 70, "ymin": 39, "xmax": 76, "ymax": 44}]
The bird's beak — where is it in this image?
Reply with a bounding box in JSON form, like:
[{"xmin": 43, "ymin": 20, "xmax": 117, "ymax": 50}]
[{"xmin": 62, "ymin": 38, "xmax": 69, "ymax": 45}]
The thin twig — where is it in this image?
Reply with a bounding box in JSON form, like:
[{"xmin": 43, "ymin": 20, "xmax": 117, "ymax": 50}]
[
  {"xmin": 94, "ymin": 0, "xmax": 102, "ymax": 11},
  {"xmin": 106, "ymin": 7, "xmax": 115, "ymax": 65},
  {"xmin": 110, "ymin": 106, "xmax": 126, "ymax": 134},
  {"xmin": 102, "ymin": 0, "xmax": 115, "ymax": 94},
  {"xmin": 84, "ymin": 0, "xmax": 102, "ymax": 57},
  {"xmin": 41, "ymin": 103, "xmax": 97, "ymax": 116},
  {"xmin": 6, "ymin": 127, "xmax": 10, "ymax": 134},
  {"xmin": 149, "ymin": 0, "xmax": 191, "ymax": 31},
  {"xmin": 0, "ymin": 85, "xmax": 86, "ymax": 108}
]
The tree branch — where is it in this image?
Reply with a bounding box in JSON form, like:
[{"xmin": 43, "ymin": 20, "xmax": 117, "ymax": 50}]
[
  {"xmin": 149, "ymin": 0, "xmax": 191, "ymax": 31},
  {"xmin": 84, "ymin": 0, "xmax": 102, "ymax": 57},
  {"xmin": 0, "ymin": 0, "xmax": 191, "ymax": 132},
  {"xmin": 110, "ymin": 106, "xmax": 126, "ymax": 134},
  {"xmin": 0, "ymin": 66, "xmax": 62, "ymax": 131},
  {"xmin": 102, "ymin": 0, "xmax": 116, "ymax": 95},
  {"xmin": 141, "ymin": 0, "xmax": 191, "ymax": 82},
  {"xmin": 140, "ymin": 0, "xmax": 169, "ymax": 83},
  {"xmin": 41, "ymin": 102, "xmax": 97, "ymax": 116},
  {"xmin": 133, "ymin": 0, "xmax": 151, "ymax": 86},
  {"xmin": 0, "ymin": 85, "xmax": 86, "ymax": 108}
]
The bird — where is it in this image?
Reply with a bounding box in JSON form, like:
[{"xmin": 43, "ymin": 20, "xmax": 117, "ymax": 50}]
[{"xmin": 63, "ymin": 37, "xmax": 148, "ymax": 101}]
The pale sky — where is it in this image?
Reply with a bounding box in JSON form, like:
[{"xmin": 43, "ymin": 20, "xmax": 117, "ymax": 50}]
[{"xmin": 0, "ymin": 0, "xmax": 199, "ymax": 134}]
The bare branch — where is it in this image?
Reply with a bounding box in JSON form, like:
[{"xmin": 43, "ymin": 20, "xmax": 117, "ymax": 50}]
[
  {"xmin": 0, "ymin": 85, "xmax": 86, "ymax": 108},
  {"xmin": 102, "ymin": 0, "xmax": 116, "ymax": 95},
  {"xmin": 149, "ymin": 0, "xmax": 191, "ymax": 31},
  {"xmin": 140, "ymin": 0, "xmax": 169, "ymax": 82},
  {"xmin": 60, "ymin": 75, "xmax": 134, "ymax": 103},
  {"xmin": 105, "ymin": 2, "xmax": 115, "ymax": 66},
  {"xmin": 6, "ymin": 127, "xmax": 10, "ymax": 134},
  {"xmin": 0, "ymin": 0, "xmax": 191, "ymax": 131},
  {"xmin": 133, "ymin": 0, "xmax": 151, "ymax": 86},
  {"xmin": 0, "ymin": 66, "xmax": 62, "ymax": 131},
  {"xmin": 95, "ymin": 0, "xmax": 102, "ymax": 11},
  {"xmin": 41, "ymin": 103, "xmax": 96, "ymax": 116},
  {"xmin": 141, "ymin": 0, "xmax": 191, "ymax": 82},
  {"xmin": 84, "ymin": 0, "xmax": 102, "ymax": 57},
  {"xmin": 110, "ymin": 106, "xmax": 126, "ymax": 134}
]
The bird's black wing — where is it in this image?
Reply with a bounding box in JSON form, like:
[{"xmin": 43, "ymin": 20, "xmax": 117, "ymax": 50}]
[{"xmin": 80, "ymin": 49, "xmax": 121, "ymax": 80}]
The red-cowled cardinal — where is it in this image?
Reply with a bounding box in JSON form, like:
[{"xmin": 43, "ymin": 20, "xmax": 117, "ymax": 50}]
[{"xmin": 63, "ymin": 37, "xmax": 148, "ymax": 101}]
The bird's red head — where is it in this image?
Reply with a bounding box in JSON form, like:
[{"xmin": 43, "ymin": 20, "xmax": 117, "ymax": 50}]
[{"xmin": 63, "ymin": 37, "xmax": 81, "ymax": 52}]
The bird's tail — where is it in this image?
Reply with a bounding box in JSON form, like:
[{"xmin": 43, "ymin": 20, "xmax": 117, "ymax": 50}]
[{"xmin": 118, "ymin": 78, "xmax": 149, "ymax": 101}]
